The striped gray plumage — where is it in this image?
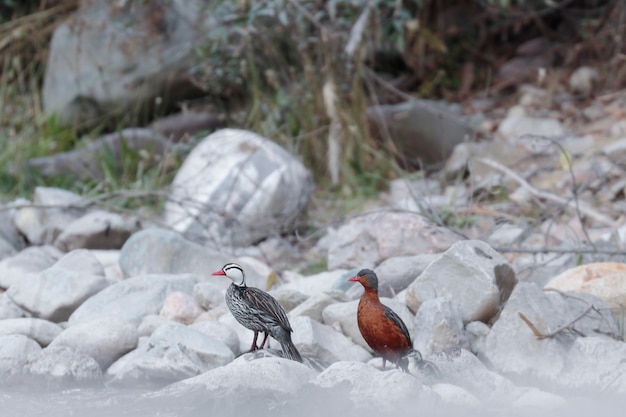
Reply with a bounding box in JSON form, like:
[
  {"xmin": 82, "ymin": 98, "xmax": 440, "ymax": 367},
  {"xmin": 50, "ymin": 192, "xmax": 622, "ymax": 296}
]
[{"xmin": 213, "ymin": 263, "xmax": 302, "ymax": 363}]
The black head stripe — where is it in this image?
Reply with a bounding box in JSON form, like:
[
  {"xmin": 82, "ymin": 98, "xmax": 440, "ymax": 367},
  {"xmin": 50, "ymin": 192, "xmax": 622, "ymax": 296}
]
[{"xmin": 223, "ymin": 263, "xmax": 244, "ymax": 274}]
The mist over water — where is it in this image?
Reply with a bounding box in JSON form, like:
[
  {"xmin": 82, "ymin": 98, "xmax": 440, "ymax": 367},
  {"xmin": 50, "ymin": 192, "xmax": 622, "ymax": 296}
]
[{"xmin": 2, "ymin": 383, "xmax": 626, "ymax": 417}]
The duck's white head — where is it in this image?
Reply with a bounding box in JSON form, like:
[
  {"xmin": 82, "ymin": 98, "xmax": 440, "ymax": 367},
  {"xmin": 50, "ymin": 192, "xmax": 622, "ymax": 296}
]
[{"xmin": 211, "ymin": 263, "xmax": 246, "ymax": 286}]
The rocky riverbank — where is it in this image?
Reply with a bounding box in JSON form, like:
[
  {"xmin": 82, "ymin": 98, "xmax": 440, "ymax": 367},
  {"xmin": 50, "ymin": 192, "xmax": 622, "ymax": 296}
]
[{"xmin": 1, "ymin": 127, "xmax": 626, "ymax": 416}]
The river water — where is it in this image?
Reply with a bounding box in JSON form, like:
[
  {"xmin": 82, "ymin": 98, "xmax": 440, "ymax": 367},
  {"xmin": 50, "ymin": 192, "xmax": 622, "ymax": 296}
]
[
  {"xmin": 3, "ymin": 387, "xmax": 626, "ymax": 417},
  {"xmin": 0, "ymin": 387, "xmax": 304, "ymax": 417}
]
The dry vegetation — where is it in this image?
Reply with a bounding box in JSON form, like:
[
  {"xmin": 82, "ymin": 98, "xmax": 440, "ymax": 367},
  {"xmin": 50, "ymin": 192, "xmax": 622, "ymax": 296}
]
[{"xmin": 1, "ymin": 0, "xmax": 625, "ymax": 236}]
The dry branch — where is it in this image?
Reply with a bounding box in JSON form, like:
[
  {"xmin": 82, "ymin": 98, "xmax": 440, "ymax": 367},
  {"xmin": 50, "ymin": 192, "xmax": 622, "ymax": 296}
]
[
  {"xmin": 494, "ymin": 246, "xmax": 626, "ymax": 256},
  {"xmin": 285, "ymin": 0, "xmax": 324, "ymax": 32},
  {"xmin": 518, "ymin": 312, "xmax": 544, "ymax": 338},
  {"xmin": 0, "ymin": 0, "xmax": 78, "ymax": 53},
  {"xmin": 344, "ymin": 2, "xmax": 371, "ymax": 58},
  {"xmin": 519, "ymin": 306, "xmax": 592, "ymax": 339},
  {"xmin": 519, "ymin": 287, "xmax": 622, "ymax": 341},
  {"xmin": 0, "ymin": 189, "xmax": 168, "ymax": 212},
  {"xmin": 475, "ymin": 157, "xmax": 619, "ymax": 227}
]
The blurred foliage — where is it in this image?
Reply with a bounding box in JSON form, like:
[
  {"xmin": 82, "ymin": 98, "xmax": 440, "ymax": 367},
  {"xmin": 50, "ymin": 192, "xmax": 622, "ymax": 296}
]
[
  {"xmin": 0, "ymin": 0, "xmax": 174, "ymax": 203},
  {"xmin": 187, "ymin": 0, "xmax": 622, "ymax": 191},
  {"xmin": 1, "ymin": 0, "xmax": 625, "ymax": 206},
  {"xmin": 0, "ymin": 0, "xmax": 40, "ymax": 22},
  {"xmin": 189, "ymin": 0, "xmax": 425, "ymax": 194}
]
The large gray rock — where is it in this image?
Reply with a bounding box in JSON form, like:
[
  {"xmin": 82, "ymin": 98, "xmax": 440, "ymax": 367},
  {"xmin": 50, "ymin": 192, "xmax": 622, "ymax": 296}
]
[
  {"xmin": 603, "ymin": 137, "xmax": 626, "ymax": 166},
  {"xmin": 193, "ymin": 281, "xmax": 226, "ymax": 310},
  {"xmin": 326, "ymin": 210, "xmax": 462, "ymax": 270},
  {"xmin": 54, "ymin": 210, "xmax": 140, "ymax": 251},
  {"xmin": 190, "ymin": 320, "xmax": 240, "ymax": 356},
  {"xmin": 560, "ymin": 337, "xmax": 626, "ymax": 393},
  {"xmin": 26, "ymin": 129, "xmax": 169, "ymax": 181},
  {"xmin": 509, "ymin": 387, "xmax": 567, "ymax": 411},
  {"xmin": 12, "ymin": 187, "xmax": 86, "ymax": 245},
  {"xmin": 150, "ymin": 322, "xmax": 234, "ymax": 366},
  {"xmin": 235, "ymin": 236, "xmax": 303, "ymax": 272},
  {"xmin": 413, "ymin": 297, "xmax": 470, "ymax": 357},
  {"xmin": 322, "ymin": 298, "xmax": 414, "ymax": 351},
  {"xmin": 15, "ymin": 345, "xmax": 103, "ymax": 389},
  {"xmin": 0, "ymin": 293, "xmax": 26, "ymax": 319},
  {"xmin": 406, "ymin": 240, "xmax": 517, "ymax": 322},
  {"xmin": 433, "ymin": 348, "xmax": 566, "ymax": 409},
  {"xmin": 290, "ymin": 316, "xmax": 371, "ymax": 363},
  {"xmin": 159, "ymin": 291, "xmax": 204, "ymax": 324},
  {"xmin": 544, "ymin": 262, "xmax": 626, "ymax": 310},
  {"xmin": 433, "ymin": 347, "xmax": 520, "ymax": 404},
  {"xmin": 465, "ymin": 321, "xmax": 490, "ymax": 359},
  {"xmin": 119, "ymin": 228, "xmax": 226, "ymax": 279},
  {"xmin": 366, "ymin": 100, "xmax": 476, "ymax": 170},
  {"xmin": 137, "ymin": 314, "xmax": 171, "ymax": 337},
  {"xmin": 118, "ymin": 228, "xmax": 267, "ymax": 289},
  {"xmin": 388, "ymin": 178, "xmax": 453, "ymax": 217},
  {"xmin": 149, "ymin": 110, "xmax": 224, "ymax": 141},
  {"xmin": 443, "ymin": 139, "xmax": 527, "ymax": 192},
  {"xmin": 288, "ymin": 293, "xmax": 337, "ymax": 323},
  {"xmin": 68, "ymin": 273, "xmax": 200, "ymax": 326},
  {"xmin": 106, "ymin": 322, "xmax": 233, "ymax": 388},
  {"xmin": 90, "ymin": 249, "xmax": 123, "ymax": 282},
  {"xmin": 0, "ymin": 245, "xmax": 63, "ymax": 289},
  {"xmin": 483, "ymin": 282, "xmax": 620, "ymax": 383},
  {"xmin": 268, "ymin": 288, "xmax": 309, "ymax": 312},
  {"xmin": 160, "ymin": 354, "xmax": 316, "ymax": 397},
  {"xmin": 430, "ymin": 383, "xmax": 481, "ymax": 408},
  {"xmin": 7, "ymin": 249, "xmax": 109, "ymax": 322},
  {"xmin": 279, "ymin": 270, "xmax": 351, "ymax": 297},
  {"xmin": 0, "ymin": 237, "xmax": 16, "ymax": 261},
  {"xmin": 0, "ymin": 207, "xmax": 25, "ymax": 256},
  {"xmin": 497, "ymin": 114, "xmax": 564, "ymax": 140},
  {"xmin": 0, "ymin": 318, "xmax": 63, "ymax": 346},
  {"xmin": 0, "ymin": 334, "xmax": 42, "ymax": 378},
  {"xmin": 311, "ymin": 361, "xmax": 432, "ymax": 412},
  {"xmin": 370, "ymin": 254, "xmax": 439, "ymax": 297},
  {"xmin": 50, "ymin": 317, "xmax": 138, "ymax": 370},
  {"xmin": 164, "ymin": 129, "xmax": 313, "ymax": 248},
  {"xmin": 43, "ymin": 1, "xmax": 218, "ymax": 126}
]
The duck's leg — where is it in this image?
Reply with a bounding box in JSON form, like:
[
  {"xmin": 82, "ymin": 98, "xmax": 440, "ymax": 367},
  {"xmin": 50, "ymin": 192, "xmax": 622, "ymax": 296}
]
[
  {"xmin": 249, "ymin": 331, "xmax": 259, "ymax": 351},
  {"xmin": 259, "ymin": 332, "xmax": 270, "ymax": 349},
  {"xmin": 381, "ymin": 358, "xmax": 386, "ymax": 370}
]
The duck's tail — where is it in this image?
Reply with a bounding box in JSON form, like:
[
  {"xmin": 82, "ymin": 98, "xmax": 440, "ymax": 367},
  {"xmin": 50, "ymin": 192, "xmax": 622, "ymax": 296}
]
[{"xmin": 280, "ymin": 336, "xmax": 303, "ymax": 363}]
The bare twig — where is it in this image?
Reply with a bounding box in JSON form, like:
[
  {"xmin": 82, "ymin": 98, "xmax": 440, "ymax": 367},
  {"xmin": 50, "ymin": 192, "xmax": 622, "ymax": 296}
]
[
  {"xmin": 0, "ymin": 189, "xmax": 169, "ymax": 212},
  {"xmin": 285, "ymin": 0, "xmax": 325, "ymax": 32},
  {"xmin": 544, "ymin": 288, "xmax": 623, "ymax": 340},
  {"xmin": 493, "ymin": 246, "xmax": 626, "ymax": 256},
  {"xmin": 475, "ymin": 157, "xmax": 619, "ymax": 227},
  {"xmin": 520, "ymin": 288, "xmax": 622, "ymax": 340},
  {"xmin": 0, "ymin": 0, "xmax": 79, "ymax": 52},
  {"xmin": 0, "ymin": 0, "xmax": 78, "ymax": 31},
  {"xmin": 344, "ymin": 1, "xmax": 371, "ymax": 58},
  {"xmin": 543, "ymin": 288, "xmax": 590, "ymax": 303},
  {"xmin": 597, "ymin": 88, "xmax": 626, "ymax": 102},
  {"xmin": 323, "ymin": 80, "xmax": 341, "ymax": 186},
  {"xmin": 517, "ymin": 135, "xmax": 595, "ymax": 247},
  {"xmin": 519, "ymin": 305, "xmax": 593, "ymax": 339},
  {"xmin": 518, "ymin": 312, "xmax": 544, "ymax": 337},
  {"xmin": 364, "ymin": 67, "xmax": 415, "ymax": 101}
]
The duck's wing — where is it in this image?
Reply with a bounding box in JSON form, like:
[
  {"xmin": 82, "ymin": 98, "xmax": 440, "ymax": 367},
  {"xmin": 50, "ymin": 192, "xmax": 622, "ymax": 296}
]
[
  {"xmin": 383, "ymin": 304, "xmax": 412, "ymax": 345},
  {"xmin": 242, "ymin": 286, "xmax": 292, "ymax": 331}
]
